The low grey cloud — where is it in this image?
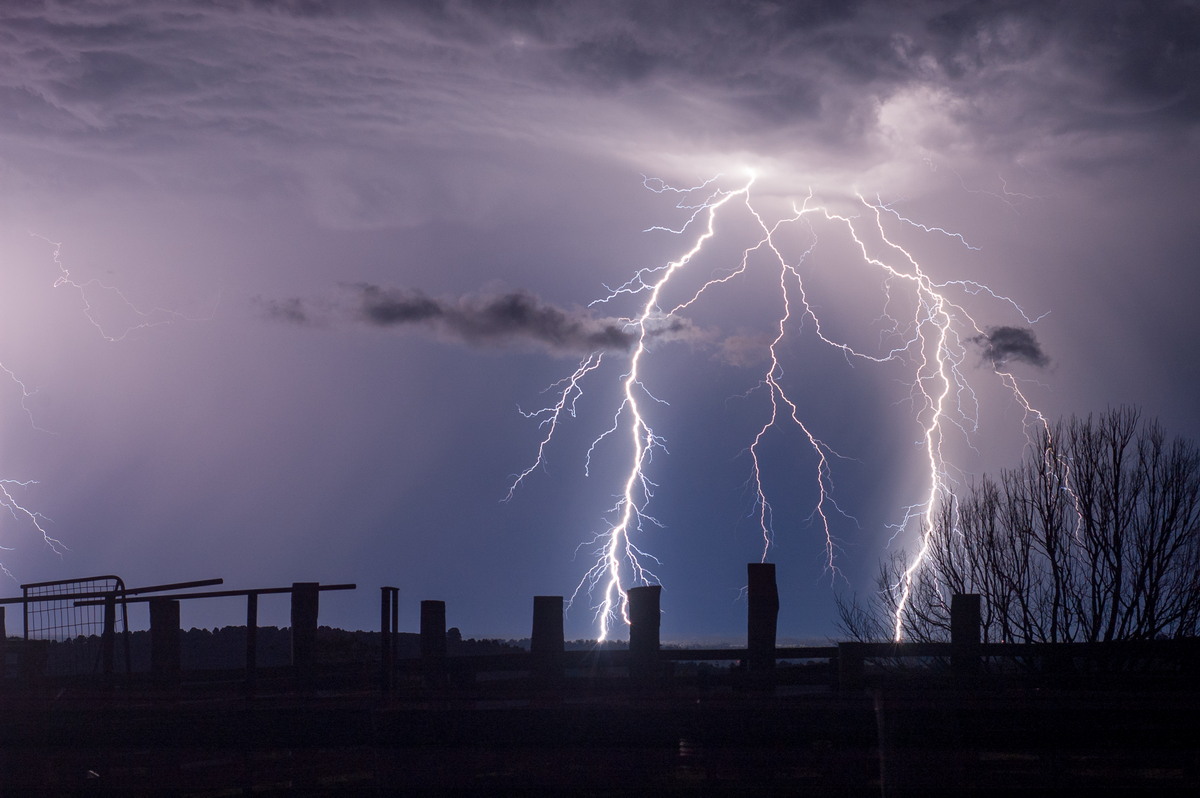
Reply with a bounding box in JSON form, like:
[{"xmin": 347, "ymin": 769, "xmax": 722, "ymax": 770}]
[
  {"xmin": 971, "ymin": 326, "xmax": 1049, "ymax": 369},
  {"xmin": 262, "ymin": 285, "xmax": 697, "ymax": 355}
]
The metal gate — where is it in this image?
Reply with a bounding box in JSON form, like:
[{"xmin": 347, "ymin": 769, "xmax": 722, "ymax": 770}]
[{"xmin": 22, "ymin": 575, "xmax": 131, "ymax": 675}]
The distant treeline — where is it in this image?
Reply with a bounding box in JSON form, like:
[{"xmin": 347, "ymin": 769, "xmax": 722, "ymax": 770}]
[
  {"xmin": 8, "ymin": 626, "xmax": 688, "ymax": 676},
  {"xmin": 22, "ymin": 626, "xmax": 528, "ymax": 675}
]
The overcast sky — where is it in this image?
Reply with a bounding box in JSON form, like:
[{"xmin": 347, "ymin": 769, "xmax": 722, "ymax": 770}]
[{"xmin": 2, "ymin": 0, "xmax": 1198, "ymax": 641}]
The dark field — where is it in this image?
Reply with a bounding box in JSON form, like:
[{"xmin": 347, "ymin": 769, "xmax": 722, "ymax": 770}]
[{"xmin": 2, "ymin": 673, "xmax": 1197, "ymax": 796}]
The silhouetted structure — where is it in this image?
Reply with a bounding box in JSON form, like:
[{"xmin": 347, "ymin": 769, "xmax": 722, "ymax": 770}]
[
  {"xmin": 290, "ymin": 582, "xmax": 320, "ymax": 683},
  {"xmin": 951, "ymin": 592, "xmax": 981, "ymax": 677},
  {"xmin": 4, "ymin": 568, "xmax": 1199, "ymax": 794},
  {"xmin": 420, "ymin": 599, "xmax": 447, "ymax": 685},
  {"xmin": 628, "ymin": 585, "xmax": 661, "ymax": 682},
  {"xmin": 747, "ymin": 562, "xmax": 780, "ymax": 673},
  {"xmin": 380, "ymin": 586, "xmax": 400, "ymax": 693},
  {"xmin": 531, "ymin": 595, "xmax": 565, "ymax": 680},
  {"xmin": 149, "ymin": 598, "xmax": 181, "ymax": 677}
]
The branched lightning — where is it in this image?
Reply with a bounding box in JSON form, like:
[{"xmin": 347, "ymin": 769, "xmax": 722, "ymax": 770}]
[
  {"xmin": 34, "ymin": 233, "xmax": 196, "ymax": 341},
  {"xmin": 2, "ymin": 235, "xmax": 196, "ymax": 570},
  {"xmin": 509, "ymin": 173, "xmax": 1052, "ymax": 641},
  {"xmin": 506, "ymin": 352, "xmax": 605, "ymax": 500}
]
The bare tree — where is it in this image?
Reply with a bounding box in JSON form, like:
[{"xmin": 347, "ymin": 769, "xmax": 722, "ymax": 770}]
[{"xmin": 840, "ymin": 408, "xmax": 1200, "ymax": 643}]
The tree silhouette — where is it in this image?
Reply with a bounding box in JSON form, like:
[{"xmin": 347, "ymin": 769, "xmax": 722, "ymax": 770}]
[{"xmin": 841, "ymin": 407, "xmax": 1200, "ymax": 643}]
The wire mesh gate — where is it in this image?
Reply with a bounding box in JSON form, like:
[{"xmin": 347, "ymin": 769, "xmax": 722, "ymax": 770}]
[{"xmin": 22, "ymin": 575, "xmax": 131, "ymax": 676}]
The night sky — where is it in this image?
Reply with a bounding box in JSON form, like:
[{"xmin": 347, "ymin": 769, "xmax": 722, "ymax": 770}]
[{"xmin": 2, "ymin": 1, "xmax": 1199, "ymax": 642}]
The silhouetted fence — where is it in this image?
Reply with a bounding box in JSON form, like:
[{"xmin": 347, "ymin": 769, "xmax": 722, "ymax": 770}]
[
  {"xmin": 75, "ymin": 581, "xmax": 356, "ymax": 688},
  {"xmin": 1, "ymin": 578, "xmax": 356, "ymax": 691},
  {"xmin": 5, "ymin": 565, "xmax": 1198, "ymax": 697},
  {"xmin": 1, "ymin": 576, "xmax": 222, "ymax": 677},
  {"xmin": 394, "ymin": 564, "xmax": 1200, "ymax": 695}
]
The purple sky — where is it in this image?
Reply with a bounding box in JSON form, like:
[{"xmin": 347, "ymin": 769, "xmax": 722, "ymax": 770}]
[{"xmin": 2, "ymin": 1, "xmax": 1198, "ymax": 642}]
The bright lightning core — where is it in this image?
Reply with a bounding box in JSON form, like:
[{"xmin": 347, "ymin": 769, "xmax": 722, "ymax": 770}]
[{"xmin": 509, "ymin": 173, "xmax": 1048, "ymax": 642}]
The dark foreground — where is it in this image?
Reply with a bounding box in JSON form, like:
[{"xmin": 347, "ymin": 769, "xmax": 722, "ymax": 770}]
[{"xmin": 2, "ymin": 676, "xmax": 1197, "ymax": 796}]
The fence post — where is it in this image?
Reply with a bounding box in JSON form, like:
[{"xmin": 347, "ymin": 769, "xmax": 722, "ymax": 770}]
[
  {"xmin": 420, "ymin": 600, "xmax": 447, "ymax": 687},
  {"xmin": 531, "ymin": 596, "xmax": 565, "ymax": 682},
  {"xmin": 149, "ymin": 598, "xmax": 182, "ymax": 679},
  {"xmin": 380, "ymin": 587, "xmax": 399, "ymax": 695},
  {"xmin": 102, "ymin": 594, "xmax": 117, "ymax": 678},
  {"xmin": 290, "ymin": 582, "xmax": 320, "ymax": 684},
  {"xmin": 628, "ymin": 585, "xmax": 661, "ymax": 683},
  {"xmin": 747, "ymin": 563, "xmax": 779, "ymax": 674},
  {"xmin": 245, "ymin": 593, "xmax": 259, "ymax": 694},
  {"xmin": 951, "ymin": 593, "xmax": 982, "ymax": 678}
]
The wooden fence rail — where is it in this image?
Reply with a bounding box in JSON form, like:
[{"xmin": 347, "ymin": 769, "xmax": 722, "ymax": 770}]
[{"xmin": 76, "ymin": 582, "xmax": 357, "ymax": 689}]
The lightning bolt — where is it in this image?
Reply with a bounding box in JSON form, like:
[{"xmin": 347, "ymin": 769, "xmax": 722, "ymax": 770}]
[
  {"xmin": 35, "ymin": 233, "xmax": 195, "ymax": 341},
  {"xmin": 2, "ymin": 235, "xmax": 199, "ymax": 571},
  {"xmin": 506, "ymin": 352, "xmax": 605, "ymax": 501},
  {"xmin": 509, "ymin": 172, "xmax": 1052, "ymax": 641}
]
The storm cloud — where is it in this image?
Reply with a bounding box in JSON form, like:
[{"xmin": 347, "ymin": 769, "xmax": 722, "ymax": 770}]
[
  {"xmin": 262, "ymin": 285, "xmax": 697, "ymax": 355},
  {"xmin": 971, "ymin": 326, "xmax": 1050, "ymax": 369},
  {"xmin": 2, "ymin": 0, "xmax": 1197, "ymax": 227}
]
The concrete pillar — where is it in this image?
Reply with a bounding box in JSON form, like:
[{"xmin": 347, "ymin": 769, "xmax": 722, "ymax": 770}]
[
  {"xmin": 149, "ymin": 598, "xmax": 181, "ymax": 676},
  {"xmin": 747, "ymin": 563, "xmax": 780, "ymax": 672},
  {"xmin": 628, "ymin": 585, "xmax": 661, "ymax": 682}
]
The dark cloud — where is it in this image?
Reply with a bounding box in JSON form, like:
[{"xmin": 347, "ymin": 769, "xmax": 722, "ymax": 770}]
[
  {"xmin": 358, "ymin": 287, "xmax": 442, "ymax": 326},
  {"xmin": 971, "ymin": 326, "xmax": 1049, "ymax": 369},
  {"xmin": 355, "ymin": 285, "xmax": 652, "ymax": 353},
  {"xmin": 4, "ymin": 0, "xmax": 1197, "ymax": 200},
  {"xmin": 264, "ymin": 285, "xmax": 698, "ymax": 355},
  {"xmin": 922, "ymin": 1, "xmax": 1200, "ymax": 123}
]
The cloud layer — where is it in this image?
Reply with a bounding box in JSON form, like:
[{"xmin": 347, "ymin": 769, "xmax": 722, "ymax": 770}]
[{"xmin": 3, "ymin": 0, "xmax": 1197, "ymax": 225}]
